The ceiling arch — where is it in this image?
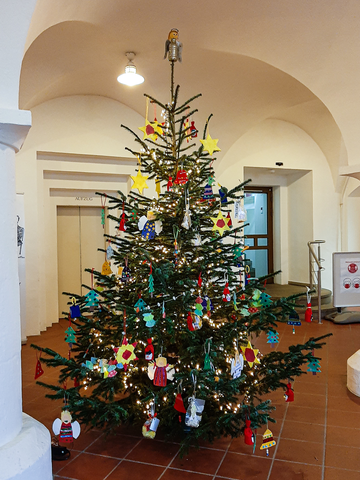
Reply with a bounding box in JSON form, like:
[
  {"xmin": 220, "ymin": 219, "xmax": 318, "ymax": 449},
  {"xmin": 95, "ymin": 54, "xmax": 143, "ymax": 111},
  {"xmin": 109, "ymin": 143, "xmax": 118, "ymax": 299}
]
[{"xmin": 20, "ymin": 2, "xmax": 347, "ymax": 181}]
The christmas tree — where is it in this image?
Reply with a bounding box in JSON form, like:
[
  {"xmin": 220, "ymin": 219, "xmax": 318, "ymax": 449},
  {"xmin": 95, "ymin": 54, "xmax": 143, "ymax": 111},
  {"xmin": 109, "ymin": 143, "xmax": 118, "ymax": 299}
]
[{"xmin": 32, "ymin": 31, "xmax": 330, "ymax": 453}]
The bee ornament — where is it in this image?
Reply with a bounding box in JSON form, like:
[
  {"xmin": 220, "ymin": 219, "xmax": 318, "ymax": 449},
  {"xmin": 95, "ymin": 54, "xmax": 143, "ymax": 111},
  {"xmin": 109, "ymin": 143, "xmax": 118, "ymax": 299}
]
[{"xmin": 164, "ymin": 28, "xmax": 182, "ymax": 62}]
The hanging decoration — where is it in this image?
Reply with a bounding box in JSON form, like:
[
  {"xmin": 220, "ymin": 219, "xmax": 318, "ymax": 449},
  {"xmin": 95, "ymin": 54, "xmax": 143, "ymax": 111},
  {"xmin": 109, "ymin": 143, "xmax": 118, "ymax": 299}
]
[
  {"xmin": 139, "ymin": 98, "xmax": 163, "ymax": 141},
  {"xmin": 106, "ymin": 242, "xmax": 114, "ymax": 260},
  {"xmin": 121, "ymin": 257, "xmax": 131, "ymax": 283},
  {"xmin": 101, "ymin": 195, "xmax": 106, "ymax": 229},
  {"xmin": 142, "ymin": 401, "xmax": 160, "ymax": 439},
  {"xmin": 148, "ymin": 263, "xmax": 154, "ymax": 297},
  {"xmin": 155, "ymin": 177, "xmax": 161, "ymax": 197},
  {"xmin": 284, "ymin": 382, "xmax": 294, "ymax": 402},
  {"xmin": 69, "ymin": 297, "xmax": 81, "ymax": 319},
  {"xmin": 226, "ymin": 211, "xmax": 232, "ymax": 228},
  {"xmin": 52, "ymin": 409, "xmax": 81, "ymax": 445},
  {"xmin": 202, "ymin": 183, "xmax": 214, "ymax": 202},
  {"xmin": 218, "ymin": 184, "xmax": 228, "ymax": 204},
  {"xmin": 287, "ymin": 311, "xmax": 301, "ymax": 334},
  {"xmin": 190, "ymin": 120, "xmax": 197, "ymax": 138},
  {"xmin": 240, "ymin": 341, "xmax": 260, "ymax": 368},
  {"xmin": 131, "ymin": 169, "xmax": 149, "ymax": 195},
  {"xmin": 307, "ymin": 354, "xmax": 321, "ymax": 375},
  {"xmin": 138, "ymin": 211, "xmax": 163, "ymax": 240},
  {"xmin": 259, "ymin": 292, "xmax": 272, "ymax": 308},
  {"xmin": 164, "ymin": 28, "xmax": 182, "ymax": 62},
  {"xmin": 187, "ymin": 311, "xmax": 202, "ymax": 331},
  {"xmin": 185, "ymin": 374, "xmax": 205, "ymax": 428},
  {"xmin": 147, "ymin": 355, "xmax": 175, "ymax": 386},
  {"xmin": 260, "ymin": 428, "xmax": 276, "ymax": 456},
  {"xmin": 173, "ymin": 226, "xmax": 179, "ymax": 266},
  {"xmin": 234, "ymin": 201, "xmax": 247, "ymax": 221},
  {"xmin": 200, "ymin": 133, "xmax": 221, "ymax": 155},
  {"xmin": 134, "ymin": 297, "xmax": 147, "ymax": 313},
  {"xmin": 174, "ymin": 168, "xmax": 189, "ymax": 185},
  {"xmin": 305, "ymin": 287, "xmax": 313, "ymax": 323},
  {"xmin": 203, "ymin": 338, "xmax": 214, "ymax": 371},
  {"xmin": 118, "ymin": 202, "xmax": 126, "ymax": 233},
  {"xmin": 211, "ymin": 211, "xmax": 230, "ymax": 236},
  {"xmin": 244, "ymin": 418, "xmax": 255, "ymax": 446},
  {"xmin": 181, "ymin": 189, "xmax": 191, "ymax": 229},
  {"xmin": 65, "ymin": 324, "xmax": 76, "ymax": 346},
  {"xmin": 34, "ymin": 352, "xmax": 44, "ymax": 380},
  {"xmin": 174, "ymin": 381, "xmax": 187, "ymax": 414},
  {"xmin": 145, "ymin": 338, "xmax": 154, "ymax": 361},
  {"xmin": 101, "ymin": 260, "xmax": 112, "ymax": 275},
  {"xmin": 113, "ymin": 337, "xmax": 138, "ymax": 371},
  {"xmin": 266, "ymin": 331, "xmax": 279, "ymax": 348},
  {"xmin": 223, "ymin": 281, "xmax": 231, "ymax": 302},
  {"xmin": 167, "ymin": 176, "xmax": 173, "ymax": 191},
  {"xmin": 202, "ymin": 295, "xmax": 214, "ymax": 316},
  {"xmin": 143, "ymin": 311, "xmax": 156, "ymax": 328},
  {"xmin": 230, "ymin": 347, "xmax": 244, "ymax": 379}
]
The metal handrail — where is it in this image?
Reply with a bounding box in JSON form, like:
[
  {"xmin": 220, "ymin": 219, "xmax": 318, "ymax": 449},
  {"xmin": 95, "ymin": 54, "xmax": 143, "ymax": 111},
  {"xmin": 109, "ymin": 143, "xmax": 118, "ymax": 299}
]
[{"xmin": 307, "ymin": 240, "xmax": 325, "ymax": 324}]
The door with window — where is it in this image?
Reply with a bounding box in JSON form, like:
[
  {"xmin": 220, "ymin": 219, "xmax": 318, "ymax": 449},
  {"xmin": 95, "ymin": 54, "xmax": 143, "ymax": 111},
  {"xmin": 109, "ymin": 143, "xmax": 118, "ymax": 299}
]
[{"xmin": 243, "ymin": 186, "xmax": 273, "ymax": 282}]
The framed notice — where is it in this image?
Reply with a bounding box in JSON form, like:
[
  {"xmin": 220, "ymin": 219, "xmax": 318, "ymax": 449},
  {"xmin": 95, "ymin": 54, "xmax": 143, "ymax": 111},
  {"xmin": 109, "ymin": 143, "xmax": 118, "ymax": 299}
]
[{"xmin": 333, "ymin": 252, "xmax": 360, "ymax": 307}]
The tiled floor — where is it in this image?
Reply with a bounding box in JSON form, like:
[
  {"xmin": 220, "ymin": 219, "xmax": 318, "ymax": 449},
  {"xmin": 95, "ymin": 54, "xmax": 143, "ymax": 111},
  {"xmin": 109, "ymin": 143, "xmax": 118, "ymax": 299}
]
[{"xmin": 21, "ymin": 317, "xmax": 360, "ymax": 480}]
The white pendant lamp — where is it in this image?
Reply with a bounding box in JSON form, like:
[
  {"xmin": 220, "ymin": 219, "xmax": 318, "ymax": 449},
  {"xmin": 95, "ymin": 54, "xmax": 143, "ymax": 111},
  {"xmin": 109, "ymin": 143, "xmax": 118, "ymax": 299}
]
[{"xmin": 117, "ymin": 52, "xmax": 144, "ymax": 86}]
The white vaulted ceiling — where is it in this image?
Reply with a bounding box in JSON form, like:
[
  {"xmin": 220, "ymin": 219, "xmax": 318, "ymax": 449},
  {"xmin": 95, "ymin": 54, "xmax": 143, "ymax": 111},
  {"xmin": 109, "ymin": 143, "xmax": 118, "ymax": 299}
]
[{"xmin": 19, "ymin": 0, "xmax": 360, "ymax": 180}]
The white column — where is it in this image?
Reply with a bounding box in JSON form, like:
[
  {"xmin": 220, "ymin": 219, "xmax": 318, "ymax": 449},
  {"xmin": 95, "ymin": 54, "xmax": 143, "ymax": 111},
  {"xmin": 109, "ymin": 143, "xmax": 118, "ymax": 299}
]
[{"xmin": 0, "ymin": 108, "xmax": 52, "ymax": 479}]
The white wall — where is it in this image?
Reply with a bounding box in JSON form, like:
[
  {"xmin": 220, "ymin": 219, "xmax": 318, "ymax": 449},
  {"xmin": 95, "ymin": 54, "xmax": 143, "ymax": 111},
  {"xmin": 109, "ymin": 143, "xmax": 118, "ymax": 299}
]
[
  {"xmin": 15, "ymin": 95, "xmax": 146, "ymax": 336},
  {"xmin": 216, "ymin": 119, "xmax": 339, "ymax": 289}
]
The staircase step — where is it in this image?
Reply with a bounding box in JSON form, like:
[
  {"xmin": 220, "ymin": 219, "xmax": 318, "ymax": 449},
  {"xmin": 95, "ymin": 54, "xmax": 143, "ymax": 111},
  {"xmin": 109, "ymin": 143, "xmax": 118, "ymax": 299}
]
[{"xmin": 264, "ymin": 284, "xmax": 331, "ymax": 306}]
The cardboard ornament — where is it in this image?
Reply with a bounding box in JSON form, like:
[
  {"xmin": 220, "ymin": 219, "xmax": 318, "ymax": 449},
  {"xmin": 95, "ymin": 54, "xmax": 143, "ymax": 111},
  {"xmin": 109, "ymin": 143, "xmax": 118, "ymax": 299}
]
[{"xmin": 52, "ymin": 410, "xmax": 81, "ymax": 445}]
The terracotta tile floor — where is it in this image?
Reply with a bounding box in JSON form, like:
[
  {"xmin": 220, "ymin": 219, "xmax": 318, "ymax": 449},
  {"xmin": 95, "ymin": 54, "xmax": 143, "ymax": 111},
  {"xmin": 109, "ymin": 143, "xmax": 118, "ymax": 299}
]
[{"xmin": 21, "ymin": 317, "xmax": 360, "ymax": 480}]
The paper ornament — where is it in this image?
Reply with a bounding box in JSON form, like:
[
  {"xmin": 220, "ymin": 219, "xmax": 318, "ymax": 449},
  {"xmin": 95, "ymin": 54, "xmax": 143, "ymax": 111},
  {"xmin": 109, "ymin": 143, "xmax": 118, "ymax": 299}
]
[
  {"xmin": 85, "ymin": 290, "xmax": 99, "ymax": 308},
  {"xmin": 226, "ymin": 212, "xmax": 232, "ymax": 228},
  {"xmin": 134, "ymin": 298, "xmax": 147, "ymax": 313},
  {"xmin": 118, "ymin": 212, "xmax": 126, "ymax": 232},
  {"xmin": 211, "ymin": 211, "xmax": 230, "ymax": 236},
  {"xmin": 241, "ymin": 341, "xmax": 260, "ymax": 368},
  {"xmin": 139, "ymin": 120, "xmax": 163, "ymax": 141},
  {"xmin": 106, "ymin": 244, "xmax": 114, "ymax": 260},
  {"xmin": 181, "ymin": 207, "xmax": 191, "ymax": 229},
  {"xmin": 101, "ymin": 260, "xmax": 112, "ymax": 275},
  {"xmin": 305, "ymin": 288, "xmax": 313, "ymax": 323},
  {"xmin": 65, "ymin": 326, "xmax": 76, "ymax": 344},
  {"xmin": 148, "ymin": 356, "xmax": 172, "ymax": 386},
  {"xmin": 52, "ymin": 410, "xmax": 81, "ymax": 444},
  {"xmin": 202, "ymin": 183, "xmax": 214, "ymax": 202},
  {"xmin": 200, "ymin": 134, "xmax": 220, "ymax": 155},
  {"xmin": 266, "ymin": 331, "xmax": 279, "ymax": 348},
  {"xmin": 234, "ymin": 201, "xmax": 247, "ymax": 221},
  {"xmin": 138, "ymin": 214, "xmax": 163, "ymax": 240},
  {"xmin": 190, "ymin": 120, "xmax": 197, "ymax": 138},
  {"xmin": 260, "ymin": 428, "xmax": 276, "ymax": 456},
  {"xmin": 121, "ymin": 263, "xmax": 131, "ymax": 283},
  {"xmin": 145, "ymin": 338, "xmax": 154, "ymax": 361},
  {"xmin": 288, "ymin": 312, "xmax": 301, "ymax": 334},
  {"xmin": 34, "ymin": 358, "xmax": 44, "ymax": 379},
  {"xmin": 222, "ymin": 282, "xmax": 231, "ymax": 302},
  {"xmin": 174, "ymin": 169, "xmax": 188, "ymax": 185},
  {"xmin": 244, "ymin": 419, "xmax": 255, "ymax": 446},
  {"xmin": 185, "ymin": 396, "xmax": 205, "ymax": 428},
  {"xmin": 187, "ymin": 312, "xmax": 202, "ymax": 331},
  {"xmin": 143, "ymin": 312, "xmax": 156, "ymax": 328},
  {"xmin": 230, "ymin": 349, "xmax": 244, "ymax": 379},
  {"xmin": 307, "ymin": 357, "xmax": 321, "ymax": 375},
  {"xmin": 194, "ymin": 296, "xmax": 203, "ymax": 316},
  {"xmin": 202, "ymin": 295, "xmax": 214, "ymax": 315},
  {"xmin": 155, "ymin": 177, "xmax": 161, "ymax": 197},
  {"xmin": 114, "ymin": 337, "xmax": 138, "ymax": 371},
  {"xmin": 131, "ymin": 170, "xmax": 149, "ymax": 195},
  {"xmin": 174, "ymin": 393, "xmax": 186, "ymax": 413},
  {"xmin": 259, "ymin": 292, "xmax": 272, "ymax": 308},
  {"xmin": 284, "ymin": 382, "xmax": 294, "ymax": 402},
  {"xmin": 218, "ymin": 185, "xmax": 228, "ymax": 204},
  {"xmin": 70, "ymin": 298, "xmax": 81, "ymax": 318},
  {"xmin": 167, "ymin": 176, "xmax": 173, "ymax": 191}
]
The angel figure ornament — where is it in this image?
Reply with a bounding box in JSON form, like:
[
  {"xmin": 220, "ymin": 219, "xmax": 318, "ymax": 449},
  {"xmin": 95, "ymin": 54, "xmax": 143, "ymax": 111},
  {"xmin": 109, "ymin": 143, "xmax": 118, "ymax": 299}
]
[
  {"xmin": 52, "ymin": 409, "xmax": 81, "ymax": 444},
  {"xmin": 185, "ymin": 396, "xmax": 205, "ymax": 428},
  {"xmin": 147, "ymin": 355, "xmax": 175, "ymax": 386},
  {"xmin": 164, "ymin": 28, "xmax": 182, "ymax": 62}
]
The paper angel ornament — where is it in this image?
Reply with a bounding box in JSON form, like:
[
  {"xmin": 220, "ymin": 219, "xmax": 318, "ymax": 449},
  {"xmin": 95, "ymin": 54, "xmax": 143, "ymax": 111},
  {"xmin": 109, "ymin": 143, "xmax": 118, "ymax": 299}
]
[
  {"xmin": 147, "ymin": 356, "xmax": 175, "ymax": 386},
  {"xmin": 185, "ymin": 396, "xmax": 205, "ymax": 428},
  {"xmin": 52, "ymin": 410, "xmax": 81, "ymax": 444}
]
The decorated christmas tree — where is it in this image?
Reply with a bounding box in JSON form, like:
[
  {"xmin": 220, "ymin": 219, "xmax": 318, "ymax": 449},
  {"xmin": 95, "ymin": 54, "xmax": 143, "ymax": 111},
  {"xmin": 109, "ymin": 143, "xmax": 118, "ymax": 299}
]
[{"xmin": 32, "ymin": 30, "xmax": 329, "ymax": 453}]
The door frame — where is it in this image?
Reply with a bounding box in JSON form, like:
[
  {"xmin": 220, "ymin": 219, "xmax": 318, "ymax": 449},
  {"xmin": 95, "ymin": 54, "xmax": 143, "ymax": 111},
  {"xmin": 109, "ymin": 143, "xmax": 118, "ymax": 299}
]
[{"xmin": 244, "ymin": 186, "xmax": 274, "ymax": 281}]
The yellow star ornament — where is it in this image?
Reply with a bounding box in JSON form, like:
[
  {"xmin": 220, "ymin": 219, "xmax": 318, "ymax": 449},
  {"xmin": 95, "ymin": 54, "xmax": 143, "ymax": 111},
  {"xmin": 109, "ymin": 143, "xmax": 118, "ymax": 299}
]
[
  {"xmin": 131, "ymin": 169, "xmax": 149, "ymax": 195},
  {"xmin": 114, "ymin": 337, "xmax": 138, "ymax": 371},
  {"xmin": 139, "ymin": 120, "xmax": 163, "ymax": 141},
  {"xmin": 240, "ymin": 341, "xmax": 260, "ymax": 368},
  {"xmin": 200, "ymin": 134, "xmax": 221, "ymax": 155},
  {"xmin": 211, "ymin": 211, "xmax": 230, "ymax": 236}
]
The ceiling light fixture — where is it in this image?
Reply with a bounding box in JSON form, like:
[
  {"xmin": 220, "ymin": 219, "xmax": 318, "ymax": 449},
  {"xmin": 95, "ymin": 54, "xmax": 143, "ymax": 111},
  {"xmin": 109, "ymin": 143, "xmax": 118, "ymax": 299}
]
[{"xmin": 117, "ymin": 52, "xmax": 144, "ymax": 86}]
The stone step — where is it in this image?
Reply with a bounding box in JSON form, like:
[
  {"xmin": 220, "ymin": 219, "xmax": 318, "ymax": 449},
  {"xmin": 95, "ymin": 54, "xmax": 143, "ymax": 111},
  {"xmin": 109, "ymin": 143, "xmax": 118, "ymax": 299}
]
[{"xmin": 264, "ymin": 283, "xmax": 331, "ymax": 306}]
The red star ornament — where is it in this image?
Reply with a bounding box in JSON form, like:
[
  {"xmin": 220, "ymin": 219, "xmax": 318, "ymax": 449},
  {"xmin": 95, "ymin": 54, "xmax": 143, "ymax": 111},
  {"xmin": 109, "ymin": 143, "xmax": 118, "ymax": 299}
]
[
  {"xmin": 114, "ymin": 337, "xmax": 138, "ymax": 371},
  {"xmin": 240, "ymin": 341, "xmax": 260, "ymax": 368},
  {"xmin": 211, "ymin": 211, "xmax": 230, "ymax": 236}
]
